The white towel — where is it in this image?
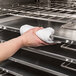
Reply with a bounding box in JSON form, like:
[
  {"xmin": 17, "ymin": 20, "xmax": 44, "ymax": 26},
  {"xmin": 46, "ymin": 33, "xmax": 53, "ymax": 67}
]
[
  {"xmin": 20, "ymin": 25, "xmax": 55, "ymax": 43},
  {"xmin": 20, "ymin": 25, "xmax": 35, "ymax": 35},
  {"xmin": 36, "ymin": 27, "xmax": 54, "ymax": 43}
]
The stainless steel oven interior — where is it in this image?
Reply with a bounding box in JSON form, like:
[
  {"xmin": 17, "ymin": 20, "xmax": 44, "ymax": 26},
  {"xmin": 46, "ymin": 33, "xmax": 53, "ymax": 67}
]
[{"xmin": 0, "ymin": 0, "xmax": 76, "ymax": 76}]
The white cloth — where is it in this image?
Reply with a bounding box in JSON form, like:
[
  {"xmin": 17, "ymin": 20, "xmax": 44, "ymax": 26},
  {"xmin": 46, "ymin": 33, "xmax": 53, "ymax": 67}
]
[
  {"xmin": 20, "ymin": 25, "xmax": 55, "ymax": 43},
  {"xmin": 36, "ymin": 27, "xmax": 54, "ymax": 43},
  {"xmin": 20, "ymin": 25, "xmax": 35, "ymax": 35}
]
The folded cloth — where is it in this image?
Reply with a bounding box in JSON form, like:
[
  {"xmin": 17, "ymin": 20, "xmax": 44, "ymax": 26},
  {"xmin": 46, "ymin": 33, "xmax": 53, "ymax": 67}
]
[
  {"xmin": 20, "ymin": 25, "xmax": 55, "ymax": 44},
  {"xmin": 36, "ymin": 27, "xmax": 54, "ymax": 43},
  {"xmin": 20, "ymin": 25, "xmax": 35, "ymax": 35}
]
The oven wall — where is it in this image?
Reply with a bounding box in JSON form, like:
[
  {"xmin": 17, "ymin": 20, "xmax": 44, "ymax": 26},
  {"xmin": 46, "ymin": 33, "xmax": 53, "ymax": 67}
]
[
  {"xmin": 0, "ymin": 0, "xmax": 35, "ymax": 5},
  {"xmin": 40, "ymin": 0, "xmax": 67, "ymax": 3}
]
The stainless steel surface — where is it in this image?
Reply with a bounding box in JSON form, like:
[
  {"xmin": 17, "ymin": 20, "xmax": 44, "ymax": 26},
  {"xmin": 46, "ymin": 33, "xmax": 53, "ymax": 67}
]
[
  {"xmin": 0, "ymin": 30, "xmax": 76, "ymax": 64},
  {"xmin": 54, "ymin": 24, "xmax": 76, "ymax": 41},
  {"xmin": 61, "ymin": 22, "xmax": 76, "ymax": 30},
  {"xmin": 0, "ymin": 60, "xmax": 54, "ymax": 76},
  {"xmin": 0, "ymin": 30, "xmax": 72, "ymax": 62},
  {"xmin": 8, "ymin": 50, "xmax": 76, "ymax": 75},
  {"xmin": 0, "ymin": 0, "xmax": 76, "ymax": 76},
  {"xmin": 9, "ymin": 57, "xmax": 66, "ymax": 76},
  {"xmin": 0, "ymin": 1, "xmax": 76, "ymax": 43},
  {"xmin": 0, "ymin": 30, "xmax": 19, "ymax": 41},
  {"xmin": 61, "ymin": 62, "xmax": 76, "ymax": 72},
  {"xmin": 0, "ymin": 68, "xmax": 14, "ymax": 76},
  {"xmin": 61, "ymin": 44, "xmax": 76, "ymax": 51},
  {"xmin": 0, "ymin": 17, "xmax": 76, "ymax": 44},
  {"xmin": 0, "ymin": 15, "xmax": 21, "ymax": 23},
  {"xmin": 9, "ymin": 50, "xmax": 69, "ymax": 76}
]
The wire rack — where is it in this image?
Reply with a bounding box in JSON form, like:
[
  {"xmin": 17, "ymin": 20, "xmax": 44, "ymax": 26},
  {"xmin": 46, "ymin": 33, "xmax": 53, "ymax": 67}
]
[{"xmin": 0, "ymin": 0, "xmax": 76, "ymax": 23}]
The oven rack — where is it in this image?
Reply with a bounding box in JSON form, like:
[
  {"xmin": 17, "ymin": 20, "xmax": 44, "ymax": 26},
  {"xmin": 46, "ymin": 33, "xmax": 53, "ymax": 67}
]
[
  {"xmin": 0, "ymin": 46, "xmax": 76, "ymax": 76},
  {"xmin": 0, "ymin": 60, "xmax": 53, "ymax": 76},
  {"xmin": 0, "ymin": 4, "xmax": 76, "ymax": 23},
  {"xmin": 0, "ymin": 69, "xmax": 15, "ymax": 76},
  {"xmin": 0, "ymin": 14, "xmax": 76, "ymax": 46},
  {"xmin": 0, "ymin": 9, "xmax": 72, "ymax": 24},
  {"xmin": 0, "ymin": 15, "xmax": 76, "ymax": 45},
  {"xmin": 0, "ymin": 30, "xmax": 76, "ymax": 65},
  {"xmin": 0, "ymin": 1, "xmax": 76, "ymax": 76}
]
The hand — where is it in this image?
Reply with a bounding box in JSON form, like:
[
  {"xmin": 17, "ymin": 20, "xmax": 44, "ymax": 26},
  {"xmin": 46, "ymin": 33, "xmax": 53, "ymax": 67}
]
[{"xmin": 20, "ymin": 27, "xmax": 48, "ymax": 47}]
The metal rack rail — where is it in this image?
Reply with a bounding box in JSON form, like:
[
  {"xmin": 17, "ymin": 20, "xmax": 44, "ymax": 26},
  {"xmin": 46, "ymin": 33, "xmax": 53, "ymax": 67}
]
[
  {"xmin": 0, "ymin": 3, "xmax": 76, "ymax": 23},
  {"xmin": 0, "ymin": 30, "xmax": 76, "ymax": 65},
  {"xmin": 0, "ymin": 1, "xmax": 76, "ymax": 76}
]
